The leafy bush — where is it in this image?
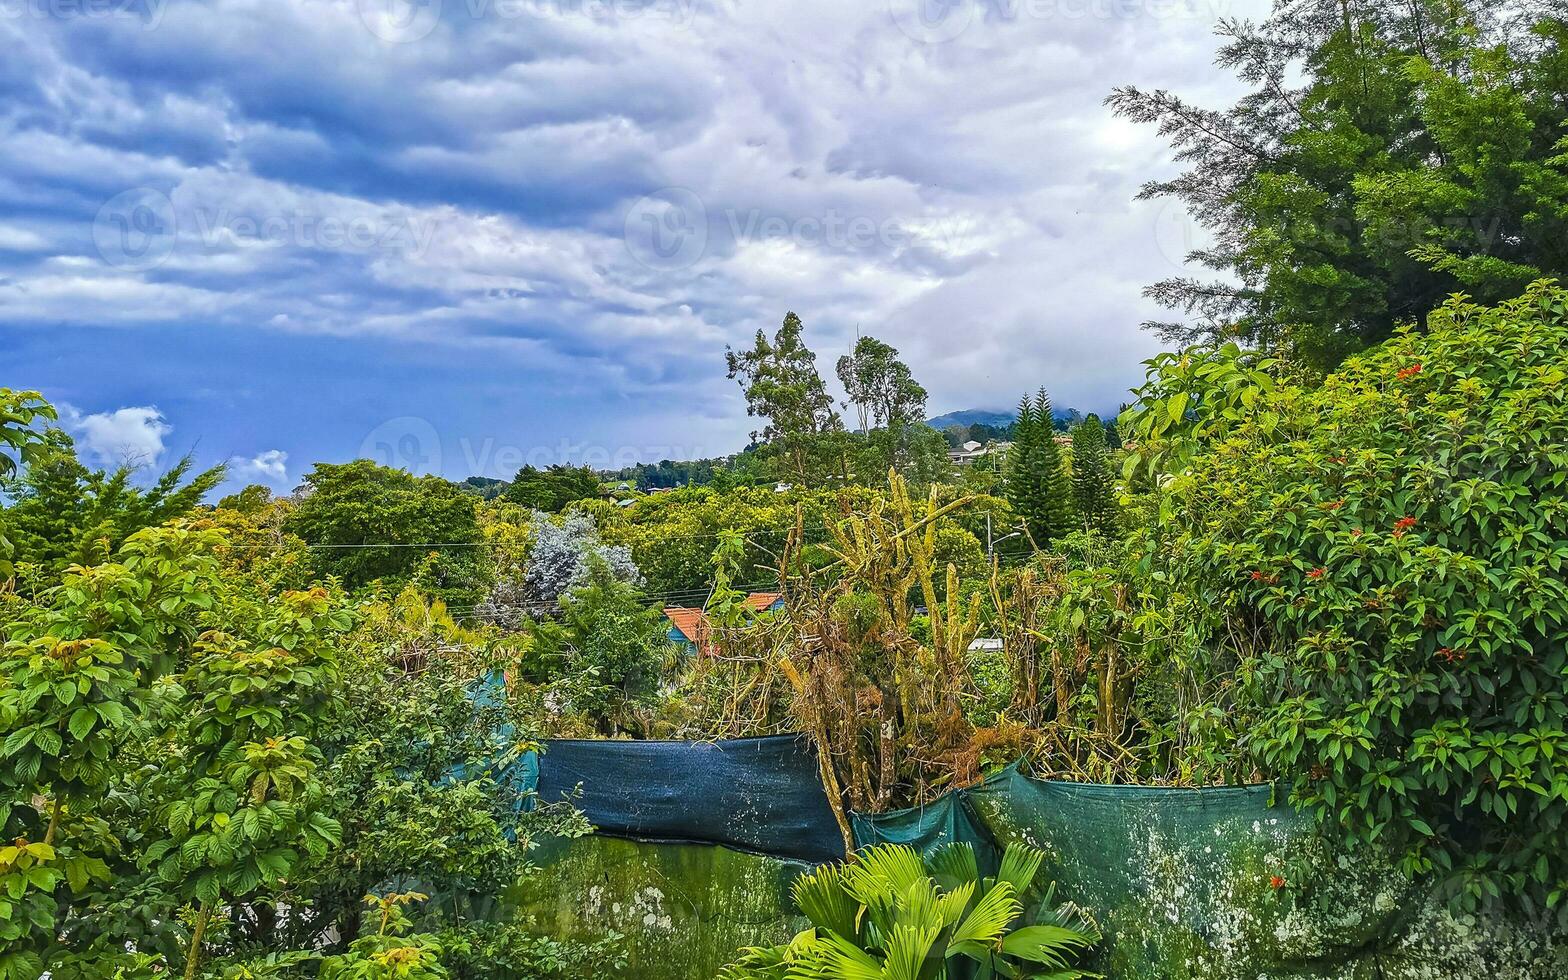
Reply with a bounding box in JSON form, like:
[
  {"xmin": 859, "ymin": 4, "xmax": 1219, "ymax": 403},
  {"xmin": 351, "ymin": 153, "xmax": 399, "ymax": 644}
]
[
  {"xmin": 718, "ymin": 841, "xmax": 1098, "ymax": 980},
  {"xmin": 1168, "ymin": 282, "xmax": 1568, "ymax": 911}
]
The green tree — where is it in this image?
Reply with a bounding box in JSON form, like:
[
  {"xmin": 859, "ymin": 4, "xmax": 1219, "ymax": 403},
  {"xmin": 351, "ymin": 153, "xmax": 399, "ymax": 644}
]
[
  {"xmin": 1007, "ymin": 391, "xmax": 1071, "ymax": 546},
  {"xmin": 836, "ymin": 335, "xmax": 927, "ymax": 431},
  {"xmin": 0, "ymin": 388, "xmax": 56, "ymax": 581},
  {"xmin": 2, "ymin": 434, "xmax": 223, "ymax": 576},
  {"xmin": 0, "ymin": 527, "xmax": 222, "ymax": 979},
  {"xmin": 837, "ymin": 335, "xmax": 936, "ymax": 478},
  {"xmin": 1164, "ymin": 281, "xmax": 1568, "ymax": 912},
  {"xmin": 529, "ymin": 559, "xmax": 670, "ymax": 736},
  {"xmin": 726, "ymin": 312, "xmax": 844, "ymax": 485},
  {"xmin": 284, "ymin": 461, "xmax": 485, "ymax": 605},
  {"xmin": 500, "ymin": 465, "xmax": 602, "ymax": 512},
  {"xmin": 1069, "ymin": 415, "xmax": 1117, "ymax": 536},
  {"xmin": 1108, "ymin": 1, "xmax": 1568, "ymax": 370}
]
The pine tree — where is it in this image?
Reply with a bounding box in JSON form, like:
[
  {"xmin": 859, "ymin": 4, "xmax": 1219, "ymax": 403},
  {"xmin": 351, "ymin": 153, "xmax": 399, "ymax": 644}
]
[
  {"xmin": 1070, "ymin": 414, "xmax": 1117, "ymax": 536},
  {"xmin": 1006, "ymin": 389, "xmax": 1072, "ymax": 546}
]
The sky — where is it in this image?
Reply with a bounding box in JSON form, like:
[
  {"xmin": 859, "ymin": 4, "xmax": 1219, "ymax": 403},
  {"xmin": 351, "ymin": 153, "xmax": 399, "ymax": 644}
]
[{"xmin": 0, "ymin": 0, "xmax": 1265, "ymax": 494}]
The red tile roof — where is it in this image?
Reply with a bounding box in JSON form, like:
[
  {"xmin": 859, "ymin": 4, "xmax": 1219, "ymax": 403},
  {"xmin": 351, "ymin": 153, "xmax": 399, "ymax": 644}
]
[{"xmin": 664, "ymin": 592, "xmax": 782, "ymax": 656}]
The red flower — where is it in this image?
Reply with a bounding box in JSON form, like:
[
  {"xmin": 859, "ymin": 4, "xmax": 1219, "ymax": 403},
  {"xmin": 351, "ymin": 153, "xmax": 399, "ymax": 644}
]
[
  {"xmin": 1321, "ymin": 499, "xmax": 1344, "ymax": 511},
  {"xmin": 1307, "ymin": 567, "xmax": 1326, "ymax": 580},
  {"xmin": 1270, "ymin": 875, "xmax": 1287, "ymax": 890},
  {"xmin": 1351, "ymin": 529, "xmax": 1362, "ymax": 538},
  {"xmin": 1396, "ymin": 363, "xmax": 1423, "ymax": 381},
  {"xmin": 1393, "ymin": 516, "xmax": 1417, "ymax": 538}
]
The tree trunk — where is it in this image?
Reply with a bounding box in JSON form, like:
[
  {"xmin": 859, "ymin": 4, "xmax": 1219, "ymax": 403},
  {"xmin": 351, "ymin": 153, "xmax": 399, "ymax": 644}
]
[{"xmin": 184, "ymin": 902, "xmax": 212, "ymax": 980}]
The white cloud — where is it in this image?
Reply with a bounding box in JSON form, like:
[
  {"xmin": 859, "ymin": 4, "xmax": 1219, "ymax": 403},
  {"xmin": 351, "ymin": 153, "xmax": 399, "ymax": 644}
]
[
  {"xmin": 229, "ymin": 449, "xmax": 288, "ymax": 483},
  {"xmin": 4, "ymin": 0, "xmax": 1273, "ymax": 462},
  {"xmin": 60, "ymin": 405, "xmax": 172, "ymax": 468}
]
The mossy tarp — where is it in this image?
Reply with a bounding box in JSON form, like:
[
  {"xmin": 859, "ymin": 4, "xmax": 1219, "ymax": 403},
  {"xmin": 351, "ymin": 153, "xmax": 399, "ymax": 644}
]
[
  {"xmin": 858, "ymin": 764, "xmax": 1567, "ymax": 979},
  {"xmin": 535, "ymin": 735, "xmax": 843, "ymax": 863},
  {"xmin": 488, "ymin": 727, "xmax": 1564, "ymax": 978}
]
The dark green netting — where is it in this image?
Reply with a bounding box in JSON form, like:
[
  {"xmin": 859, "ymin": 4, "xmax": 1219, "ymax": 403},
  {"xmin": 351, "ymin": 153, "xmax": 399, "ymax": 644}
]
[
  {"xmin": 536, "ymin": 735, "xmax": 845, "ymax": 863},
  {"xmin": 456, "ymin": 670, "xmax": 1565, "ymax": 978},
  {"xmin": 849, "ymin": 778, "xmax": 1000, "ymax": 879}
]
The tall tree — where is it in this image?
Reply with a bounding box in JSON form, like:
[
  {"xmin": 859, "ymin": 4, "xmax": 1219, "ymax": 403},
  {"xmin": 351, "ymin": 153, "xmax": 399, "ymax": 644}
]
[
  {"xmin": 1007, "ymin": 389, "xmax": 1072, "ymax": 546},
  {"xmin": 502, "ymin": 464, "xmax": 603, "ymax": 511},
  {"xmin": 835, "ymin": 335, "xmax": 928, "ymax": 434},
  {"xmin": 284, "ymin": 460, "xmax": 485, "ymax": 605},
  {"xmin": 836, "ymin": 335, "xmax": 931, "ymax": 477},
  {"xmin": 726, "ymin": 312, "xmax": 844, "ymax": 484},
  {"xmin": 1070, "ymin": 414, "xmax": 1118, "ymax": 536},
  {"xmin": 1107, "ymin": 1, "xmax": 1568, "ymax": 370}
]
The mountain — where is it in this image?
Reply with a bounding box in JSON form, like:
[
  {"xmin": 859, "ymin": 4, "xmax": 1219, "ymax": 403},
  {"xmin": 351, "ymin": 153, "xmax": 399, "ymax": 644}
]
[
  {"xmin": 925, "ymin": 409, "xmax": 1016, "ymax": 430},
  {"xmin": 926, "ymin": 407, "xmax": 1083, "ymax": 431}
]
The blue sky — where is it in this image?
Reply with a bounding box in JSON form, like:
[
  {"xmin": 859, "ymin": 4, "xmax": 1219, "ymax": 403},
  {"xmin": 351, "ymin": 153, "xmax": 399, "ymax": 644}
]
[{"xmin": 0, "ymin": 0, "xmax": 1259, "ymax": 493}]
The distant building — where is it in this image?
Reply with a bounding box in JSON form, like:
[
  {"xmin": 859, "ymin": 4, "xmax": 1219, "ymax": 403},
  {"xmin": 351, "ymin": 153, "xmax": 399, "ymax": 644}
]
[
  {"xmin": 948, "ymin": 440, "xmax": 1012, "ymax": 466},
  {"xmin": 664, "ymin": 591, "xmax": 785, "ymax": 656}
]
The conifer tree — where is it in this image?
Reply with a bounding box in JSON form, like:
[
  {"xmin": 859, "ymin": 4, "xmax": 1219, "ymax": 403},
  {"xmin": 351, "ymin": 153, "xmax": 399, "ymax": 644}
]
[
  {"xmin": 1070, "ymin": 414, "xmax": 1117, "ymax": 536},
  {"xmin": 1006, "ymin": 389, "xmax": 1072, "ymax": 546}
]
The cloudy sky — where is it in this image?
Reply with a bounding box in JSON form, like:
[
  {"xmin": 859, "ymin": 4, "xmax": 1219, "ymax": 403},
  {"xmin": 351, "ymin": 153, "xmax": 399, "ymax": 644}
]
[{"xmin": 0, "ymin": 0, "xmax": 1262, "ymax": 492}]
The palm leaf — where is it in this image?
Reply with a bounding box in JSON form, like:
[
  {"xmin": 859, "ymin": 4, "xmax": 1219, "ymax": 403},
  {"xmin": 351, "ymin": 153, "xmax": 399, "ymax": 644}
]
[
  {"xmin": 995, "ymin": 844, "xmax": 1045, "ymax": 898},
  {"xmin": 935, "ymin": 881, "xmax": 975, "ymax": 929},
  {"xmin": 927, "ymin": 842, "xmax": 979, "ymax": 893},
  {"xmin": 794, "ymin": 866, "xmax": 861, "ymax": 940},
  {"xmin": 881, "ymin": 924, "xmax": 940, "ymax": 980},
  {"xmin": 846, "ymin": 844, "xmax": 929, "ymax": 900},
  {"xmin": 900, "ymin": 877, "xmax": 942, "ymax": 931},
  {"xmin": 793, "ymin": 932, "xmax": 883, "ymax": 980},
  {"xmin": 997, "ymin": 925, "xmax": 1097, "ymax": 968},
  {"xmin": 951, "ymin": 881, "xmax": 1020, "ymax": 947}
]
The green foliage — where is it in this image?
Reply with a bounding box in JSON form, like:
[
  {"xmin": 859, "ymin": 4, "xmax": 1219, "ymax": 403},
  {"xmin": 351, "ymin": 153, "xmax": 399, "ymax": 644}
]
[
  {"xmin": 726, "ymin": 312, "xmax": 845, "ymax": 485},
  {"xmin": 1109, "ymin": 1, "xmax": 1568, "ymax": 370},
  {"xmin": 2, "ymin": 435, "xmax": 224, "ymax": 576},
  {"xmin": 284, "ymin": 461, "xmax": 484, "ymax": 606},
  {"xmin": 434, "ymin": 921, "xmax": 627, "ymax": 980},
  {"xmin": 1167, "ymin": 282, "xmax": 1568, "ymax": 912},
  {"xmin": 0, "ymin": 389, "xmax": 55, "ymax": 581},
  {"xmin": 500, "ymin": 465, "xmax": 602, "ymax": 512},
  {"xmin": 1117, "ymin": 343, "xmax": 1279, "ymax": 482},
  {"xmin": 1007, "ymin": 390, "xmax": 1071, "ymax": 545},
  {"xmin": 1068, "ymin": 416, "xmax": 1117, "ymax": 537},
  {"xmin": 528, "ymin": 558, "xmax": 672, "ymax": 735},
  {"xmin": 718, "ymin": 842, "xmax": 1099, "ymax": 980}
]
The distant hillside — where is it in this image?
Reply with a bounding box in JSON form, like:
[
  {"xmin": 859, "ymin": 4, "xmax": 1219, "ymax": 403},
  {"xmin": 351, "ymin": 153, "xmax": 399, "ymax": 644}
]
[
  {"xmin": 926, "ymin": 407, "xmax": 1082, "ymax": 431},
  {"xmin": 925, "ymin": 409, "xmax": 1015, "ymax": 430}
]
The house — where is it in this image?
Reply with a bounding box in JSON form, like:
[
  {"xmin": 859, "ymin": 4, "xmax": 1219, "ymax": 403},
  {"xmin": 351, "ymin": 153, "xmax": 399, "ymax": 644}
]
[
  {"xmin": 664, "ymin": 591, "xmax": 785, "ymax": 655},
  {"xmin": 948, "ymin": 440, "xmax": 1012, "ymax": 466}
]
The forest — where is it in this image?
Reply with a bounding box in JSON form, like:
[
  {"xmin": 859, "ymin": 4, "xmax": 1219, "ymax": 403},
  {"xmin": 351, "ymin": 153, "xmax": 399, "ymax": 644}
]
[{"xmin": 3, "ymin": 1, "xmax": 1568, "ymax": 977}]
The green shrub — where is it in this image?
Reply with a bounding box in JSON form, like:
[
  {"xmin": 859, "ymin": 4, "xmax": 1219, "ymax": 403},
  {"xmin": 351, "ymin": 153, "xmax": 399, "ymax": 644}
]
[{"xmin": 1169, "ymin": 282, "xmax": 1568, "ymax": 912}]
